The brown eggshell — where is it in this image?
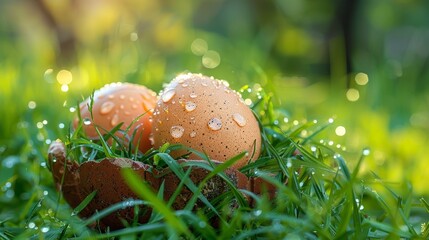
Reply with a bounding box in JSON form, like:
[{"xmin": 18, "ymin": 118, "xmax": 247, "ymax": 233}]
[
  {"xmin": 48, "ymin": 141, "xmax": 83, "ymax": 208},
  {"xmin": 159, "ymin": 160, "xmax": 249, "ymax": 210},
  {"xmin": 152, "ymin": 73, "xmax": 262, "ymax": 168},
  {"xmin": 47, "ymin": 141, "xmax": 158, "ymax": 230},
  {"xmin": 75, "ymin": 82, "xmax": 157, "ymax": 153},
  {"xmin": 48, "ymin": 141, "xmax": 251, "ymax": 230},
  {"xmin": 249, "ymin": 177, "xmax": 277, "ymax": 206}
]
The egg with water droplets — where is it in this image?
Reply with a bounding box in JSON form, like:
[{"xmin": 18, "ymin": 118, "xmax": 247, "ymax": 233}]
[
  {"xmin": 152, "ymin": 73, "xmax": 261, "ymax": 168},
  {"xmin": 74, "ymin": 82, "xmax": 157, "ymax": 153}
]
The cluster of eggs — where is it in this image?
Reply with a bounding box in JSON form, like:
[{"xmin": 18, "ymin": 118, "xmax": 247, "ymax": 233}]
[
  {"xmin": 49, "ymin": 73, "xmax": 269, "ymax": 230},
  {"xmin": 76, "ymin": 73, "xmax": 261, "ymax": 167}
]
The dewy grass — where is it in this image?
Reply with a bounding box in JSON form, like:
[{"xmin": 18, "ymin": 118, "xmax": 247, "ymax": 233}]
[{"xmin": 2, "ymin": 86, "xmax": 429, "ymax": 239}]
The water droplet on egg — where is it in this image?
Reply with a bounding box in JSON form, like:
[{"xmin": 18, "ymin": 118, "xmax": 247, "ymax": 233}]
[
  {"xmin": 111, "ymin": 114, "xmax": 119, "ymax": 126},
  {"xmin": 190, "ymin": 131, "xmax": 197, "ymax": 138},
  {"xmin": 149, "ymin": 136, "xmax": 155, "ymax": 146},
  {"xmin": 129, "ymin": 97, "xmax": 135, "ymax": 102},
  {"xmin": 100, "ymin": 101, "xmax": 115, "ymax": 114},
  {"xmin": 190, "ymin": 92, "xmax": 198, "ymax": 98},
  {"xmin": 232, "ymin": 113, "xmax": 247, "ymax": 127},
  {"xmin": 120, "ymin": 95, "xmax": 125, "ymax": 100},
  {"xmin": 162, "ymin": 89, "xmax": 176, "ymax": 103},
  {"xmin": 132, "ymin": 104, "xmax": 138, "ymax": 109},
  {"xmin": 181, "ymin": 83, "xmax": 189, "ymax": 87},
  {"xmin": 83, "ymin": 118, "xmax": 91, "ymax": 125},
  {"xmin": 170, "ymin": 126, "xmax": 185, "ymax": 138},
  {"xmin": 108, "ymin": 94, "xmax": 115, "ymax": 99},
  {"xmin": 208, "ymin": 118, "xmax": 222, "ymax": 131},
  {"xmin": 185, "ymin": 101, "xmax": 197, "ymax": 112}
]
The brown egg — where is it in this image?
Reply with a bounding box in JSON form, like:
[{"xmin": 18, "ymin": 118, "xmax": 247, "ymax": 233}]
[
  {"xmin": 151, "ymin": 73, "xmax": 261, "ymax": 168},
  {"xmin": 74, "ymin": 83, "xmax": 157, "ymax": 153},
  {"xmin": 48, "ymin": 141, "xmax": 250, "ymax": 230},
  {"xmin": 160, "ymin": 160, "xmax": 249, "ymax": 210},
  {"xmin": 47, "ymin": 141, "xmax": 157, "ymax": 230}
]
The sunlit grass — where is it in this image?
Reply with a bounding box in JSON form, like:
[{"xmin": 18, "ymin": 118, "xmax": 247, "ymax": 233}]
[
  {"xmin": 1, "ymin": 11, "xmax": 429, "ymax": 237},
  {"xmin": 1, "ymin": 80, "xmax": 428, "ymax": 239}
]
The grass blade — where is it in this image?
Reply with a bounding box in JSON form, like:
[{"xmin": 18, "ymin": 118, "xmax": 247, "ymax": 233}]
[{"xmin": 121, "ymin": 168, "xmax": 190, "ymax": 236}]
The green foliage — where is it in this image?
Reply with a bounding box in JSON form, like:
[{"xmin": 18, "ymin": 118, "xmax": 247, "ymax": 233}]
[
  {"xmin": 1, "ymin": 0, "xmax": 429, "ymax": 238},
  {"xmin": 1, "ymin": 88, "xmax": 428, "ymax": 239}
]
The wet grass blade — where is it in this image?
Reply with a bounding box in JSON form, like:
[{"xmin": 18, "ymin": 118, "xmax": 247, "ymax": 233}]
[
  {"xmin": 121, "ymin": 168, "xmax": 190, "ymax": 236},
  {"xmin": 156, "ymin": 153, "xmax": 220, "ymax": 217},
  {"xmin": 72, "ymin": 191, "xmax": 97, "ymax": 216},
  {"xmin": 72, "ymin": 223, "xmax": 166, "ymax": 239}
]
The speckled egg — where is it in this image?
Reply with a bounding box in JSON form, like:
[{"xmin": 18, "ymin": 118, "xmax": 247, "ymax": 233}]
[
  {"xmin": 74, "ymin": 82, "xmax": 157, "ymax": 153},
  {"xmin": 151, "ymin": 73, "xmax": 261, "ymax": 168}
]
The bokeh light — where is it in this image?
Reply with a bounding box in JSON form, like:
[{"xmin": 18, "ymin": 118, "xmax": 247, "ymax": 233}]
[
  {"xmin": 202, "ymin": 50, "xmax": 221, "ymax": 68},
  {"xmin": 346, "ymin": 88, "xmax": 360, "ymax": 102},
  {"xmin": 335, "ymin": 126, "xmax": 346, "ymax": 136},
  {"xmin": 191, "ymin": 38, "xmax": 208, "ymax": 56},
  {"xmin": 56, "ymin": 70, "xmax": 73, "ymax": 85},
  {"xmin": 355, "ymin": 73, "xmax": 369, "ymax": 85}
]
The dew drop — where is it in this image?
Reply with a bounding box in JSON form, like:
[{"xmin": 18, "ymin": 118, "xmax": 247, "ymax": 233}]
[
  {"xmin": 286, "ymin": 159, "xmax": 292, "ymax": 168},
  {"xmin": 244, "ymin": 98, "xmax": 252, "ymax": 106},
  {"xmin": 41, "ymin": 227, "xmax": 50, "ymax": 233},
  {"xmin": 100, "ymin": 101, "xmax": 115, "ymax": 114},
  {"xmin": 199, "ymin": 221, "xmax": 207, "ymax": 228},
  {"xmin": 190, "ymin": 131, "xmax": 197, "ymax": 138},
  {"xmin": 181, "ymin": 83, "xmax": 189, "ymax": 88},
  {"xmin": 253, "ymin": 210, "xmax": 262, "ymax": 216},
  {"xmin": 149, "ymin": 133, "xmax": 155, "ymax": 145},
  {"xmin": 119, "ymin": 95, "xmax": 125, "ymax": 100},
  {"xmin": 170, "ymin": 126, "xmax": 185, "ymax": 139},
  {"xmin": 208, "ymin": 118, "xmax": 222, "ymax": 131},
  {"xmin": 362, "ymin": 148, "xmax": 370, "ymax": 156},
  {"xmin": 232, "ymin": 113, "xmax": 247, "ymax": 127},
  {"xmin": 185, "ymin": 101, "xmax": 197, "ymax": 112},
  {"xmin": 162, "ymin": 89, "xmax": 176, "ymax": 103},
  {"xmin": 190, "ymin": 92, "xmax": 198, "ymax": 98},
  {"xmin": 111, "ymin": 114, "xmax": 119, "ymax": 126},
  {"xmin": 28, "ymin": 222, "xmax": 36, "ymax": 229},
  {"xmin": 83, "ymin": 118, "xmax": 91, "ymax": 125}
]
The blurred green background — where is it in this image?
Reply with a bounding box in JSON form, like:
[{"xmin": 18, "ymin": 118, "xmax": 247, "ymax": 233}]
[{"xmin": 1, "ymin": 0, "xmax": 428, "ymax": 200}]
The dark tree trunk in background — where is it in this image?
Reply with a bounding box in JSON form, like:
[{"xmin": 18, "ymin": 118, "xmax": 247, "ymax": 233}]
[
  {"xmin": 32, "ymin": 0, "xmax": 76, "ymax": 65},
  {"xmin": 329, "ymin": 0, "xmax": 359, "ymax": 87}
]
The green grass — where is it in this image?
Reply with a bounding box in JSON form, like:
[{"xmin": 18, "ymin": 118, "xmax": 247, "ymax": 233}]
[
  {"xmin": 1, "ymin": 1, "xmax": 429, "ymax": 237},
  {"xmin": 1, "ymin": 87, "xmax": 428, "ymax": 239}
]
